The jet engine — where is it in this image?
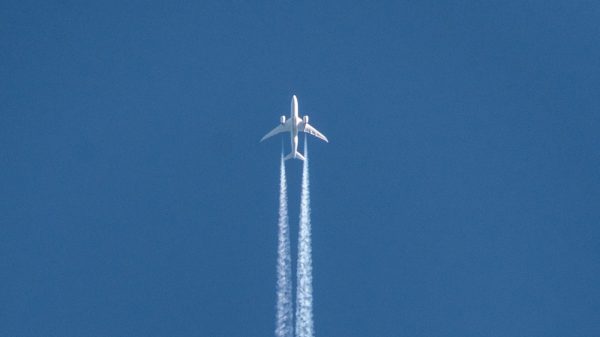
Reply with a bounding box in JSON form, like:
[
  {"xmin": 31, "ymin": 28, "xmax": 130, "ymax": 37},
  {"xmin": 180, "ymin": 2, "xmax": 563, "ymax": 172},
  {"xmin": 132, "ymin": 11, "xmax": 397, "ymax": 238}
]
[
  {"xmin": 303, "ymin": 115, "xmax": 309, "ymax": 124},
  {"xmin": 280, "ymin": 115, "xmax": 286, "ymax": 124}
]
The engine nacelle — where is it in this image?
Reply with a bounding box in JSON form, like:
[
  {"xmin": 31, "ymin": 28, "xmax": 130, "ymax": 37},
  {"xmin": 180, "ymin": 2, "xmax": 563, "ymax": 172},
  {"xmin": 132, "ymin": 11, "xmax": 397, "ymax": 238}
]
[
  {"xmin": 303, "ymin": 115, "xmax": 309, "ymax": 124},
  {"xmin": 280, "ymin": 115, "xmax": 286, "ymax": 124}
]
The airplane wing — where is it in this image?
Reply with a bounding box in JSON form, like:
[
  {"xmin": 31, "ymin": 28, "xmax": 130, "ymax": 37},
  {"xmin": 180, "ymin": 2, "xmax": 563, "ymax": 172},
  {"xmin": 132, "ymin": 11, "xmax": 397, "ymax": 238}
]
[
  {"xmin": 260, "ymin": 120, "xmax": 292, "ymax": 142},
  {"xmin": 300, "ymin": 122, "xmax": 329, "ymax": 142}
]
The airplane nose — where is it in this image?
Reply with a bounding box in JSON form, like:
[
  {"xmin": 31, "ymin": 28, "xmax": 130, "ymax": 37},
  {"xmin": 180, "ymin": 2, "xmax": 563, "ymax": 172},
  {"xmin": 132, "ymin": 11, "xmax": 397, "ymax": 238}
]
[{"xmin": 291, "ymin": 95, "xmax": 298, "ymax": 112}]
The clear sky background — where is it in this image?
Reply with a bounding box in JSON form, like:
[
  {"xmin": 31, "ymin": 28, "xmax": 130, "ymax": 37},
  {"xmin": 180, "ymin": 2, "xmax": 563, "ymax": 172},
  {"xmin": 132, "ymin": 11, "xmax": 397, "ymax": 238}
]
[{"xmin": 1, "ymin": 1, "xmax": 599, "ymax": 336}]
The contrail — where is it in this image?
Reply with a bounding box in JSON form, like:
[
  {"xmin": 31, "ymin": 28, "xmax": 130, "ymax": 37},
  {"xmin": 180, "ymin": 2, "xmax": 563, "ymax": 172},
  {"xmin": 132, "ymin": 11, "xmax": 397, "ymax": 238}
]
[
  {"xmin": 295, "ymin": 137, "xmax": 314, "ymax": 337},
  {"xmin": 276, "ymin": 151, "xmax": 294, "ymax": 337}
]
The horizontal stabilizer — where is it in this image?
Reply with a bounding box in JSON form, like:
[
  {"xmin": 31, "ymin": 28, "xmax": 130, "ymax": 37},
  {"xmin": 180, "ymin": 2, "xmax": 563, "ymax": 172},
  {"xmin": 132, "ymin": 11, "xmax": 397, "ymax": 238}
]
[{"xmin": 284, "ymin": 151, "xmax": 305, "ymax": 161}]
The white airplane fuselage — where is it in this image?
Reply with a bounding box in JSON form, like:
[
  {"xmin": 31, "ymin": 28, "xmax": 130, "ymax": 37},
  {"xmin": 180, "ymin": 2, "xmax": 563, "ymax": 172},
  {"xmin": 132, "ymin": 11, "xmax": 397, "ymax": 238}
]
[{"xmin": 289, "ymin": 95, "xmax": 300, "ymax": 159}]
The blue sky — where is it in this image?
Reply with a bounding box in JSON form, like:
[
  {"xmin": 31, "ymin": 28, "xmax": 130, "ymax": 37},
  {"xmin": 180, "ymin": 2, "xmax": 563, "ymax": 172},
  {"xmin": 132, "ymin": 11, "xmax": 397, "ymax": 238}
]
[{"xmin": 1, "ymin": 1, "xmax": 599, "ymax": 336}]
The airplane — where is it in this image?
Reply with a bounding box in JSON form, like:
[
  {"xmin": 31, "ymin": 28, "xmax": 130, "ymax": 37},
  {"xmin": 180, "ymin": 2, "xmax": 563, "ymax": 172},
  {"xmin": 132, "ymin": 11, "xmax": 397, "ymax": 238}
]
[{"xmin": 261, "ymin": 95, "xmax": 328, "ymax": 160}]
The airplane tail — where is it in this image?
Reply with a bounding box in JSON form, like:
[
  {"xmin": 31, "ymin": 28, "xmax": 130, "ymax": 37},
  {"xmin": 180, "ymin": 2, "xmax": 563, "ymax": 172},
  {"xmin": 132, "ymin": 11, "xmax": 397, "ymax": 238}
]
[{"xmin": 284, "ymin": 151, "xmax": 305, "ymax": 161}]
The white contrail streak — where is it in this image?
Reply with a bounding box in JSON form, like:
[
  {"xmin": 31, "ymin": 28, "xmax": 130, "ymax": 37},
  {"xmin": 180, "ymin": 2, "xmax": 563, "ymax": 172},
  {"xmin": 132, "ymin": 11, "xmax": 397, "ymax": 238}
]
[
  {"xmin": 276, "ymin": 152, "xmax": 294, "ymax": 337},
  {"xmin": 295, "ymin": 138, "xmax": 314, "ymax": 337}
]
